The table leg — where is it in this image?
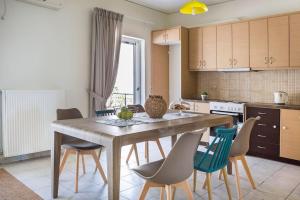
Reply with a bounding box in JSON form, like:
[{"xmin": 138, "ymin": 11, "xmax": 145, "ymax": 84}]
[
  {"xmin": 171, "ymin": 135, "xmax": 177, "ymax": 146},
  {"xmin": 107, "ymin": 138, "xmax": 122, "ymax": 200},
  {"xmin": 51, "ymin": 132, "xmax": 62, "ymax": 198}
]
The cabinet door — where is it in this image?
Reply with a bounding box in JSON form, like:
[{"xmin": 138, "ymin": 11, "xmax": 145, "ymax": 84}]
[
  {"xmin": 152, "ymin": 30, "xmax": 166, "ymax": 45},
  {"xmin": 166, "ymin": 28, "xmax": 180, "ymax": 44},
  {"xmin": 194, "ymin": 102, "xmax": 210, "ymax": 142},
  {"xmin": 217, "ymin": 24, "xmax": 232, "ymax": 68},
  {"xmin": 194, "ymin": 102, "xmax": 210, "ymax": 113},
  {"xmin": 151, "ymin": 44, "xmax": 169, "ymax": 103},
  {"xmin": 250, "ymin": 19, "xmax": 269, "ymax": 68},
  {"xmin": 268, "ymin": 16, "xmax": 289, "ymax": 67},
  {"xmin": 280, "ymin": 109, "xmax": 300, "ymax": 161},
  {"xmin": 232, "ymin": 22, "xmax": 249, "ymax": 67},
  {"xmin": 290, "ymin": 13, "xmax": 300, "ymax": 67},
  {"xmin": 202, "ymin": 26, "xmax": 217, "ymax": 70},
  {"xmin": 188, "ymin": 28, "xmax": 202, "ymax": 70}
]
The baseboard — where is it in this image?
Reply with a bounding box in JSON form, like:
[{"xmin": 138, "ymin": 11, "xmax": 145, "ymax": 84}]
[{"xmin": 0, "ymin": 150, "xmax": 50, "ymax": 164}]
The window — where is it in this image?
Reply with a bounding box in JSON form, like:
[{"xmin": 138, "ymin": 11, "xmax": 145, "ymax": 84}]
[{"xmin": 106, "ymin": 36, "xmax": 144, "ymax": 108}]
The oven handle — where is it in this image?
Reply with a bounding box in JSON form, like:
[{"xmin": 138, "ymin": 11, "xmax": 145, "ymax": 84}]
[{"xmin": 211, "ymin": 111, "xmax": 239, "ymax": 116}]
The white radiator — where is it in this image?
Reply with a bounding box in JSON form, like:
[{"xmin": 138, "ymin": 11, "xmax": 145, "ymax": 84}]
[{"xmin": 1, "ymin": 90, "xmax": 66, "ymax": 157}]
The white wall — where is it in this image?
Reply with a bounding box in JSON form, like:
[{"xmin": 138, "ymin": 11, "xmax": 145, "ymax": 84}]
[
  {"xmin": 167, "ymin": 0, "xmax": 300, "ymax": 27},
  {"xmin": 0, "ymin": 0, "xmax": 167, "ymax": 116}
]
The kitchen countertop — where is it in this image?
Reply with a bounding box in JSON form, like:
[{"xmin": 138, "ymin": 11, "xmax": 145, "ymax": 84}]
[
  {"xmin": 183, "ymin": 98, "xmax": 300, "ymax": 110},
  {"xmin": 246, "ymin": 102, "xmax": 300, "ymax": 110}
]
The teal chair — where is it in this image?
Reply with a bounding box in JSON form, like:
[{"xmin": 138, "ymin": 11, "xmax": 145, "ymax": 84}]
[
  {"xmin": 193, "ymin": 127, "xmax": 237, "ymax": 200},
  {"xmin": 95, "ymin": 109, "xmax": 116, "ymax": 117}
]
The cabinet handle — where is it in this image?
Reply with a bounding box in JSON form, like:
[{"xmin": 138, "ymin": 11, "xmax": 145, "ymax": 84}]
[
  {"xmin": 273, "ymin": 125, "xmax": 277, "ymax": 129},
  {"xmin": 233, "ymin": 59, "xmax": 237, "ymax": 66},
  {"xmin": 257, "ymin": 123, "xmax": 267, "ymax": 126},
  {"xmin": 282, "ymin": 126, "xmax": 287, "ymax": 130},
  {"xmin": 265, "ymin": 57, "xmax": 269, "ymax": 64},
  {"xmin": 258, "ymin": 112, "xmax": 267, "ymax": 115},
  {"xmin": 257, "ymin": 146, "xmax": 266, "ymax": 149},
  {"xmin": 257, "ymin": 134, "xmax": 267, "ymax": 138},
  {"xmin": 270, "ymin": 57, "xmax": 274, "ymax": 64}
]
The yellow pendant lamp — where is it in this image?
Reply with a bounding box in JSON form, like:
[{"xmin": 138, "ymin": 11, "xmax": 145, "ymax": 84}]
[{"xmin": 180, "ymin": 0, "xmax": 208, "ymax": 15}]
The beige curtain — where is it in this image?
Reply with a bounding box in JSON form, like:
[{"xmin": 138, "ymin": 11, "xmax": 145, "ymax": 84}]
[{"xmin": 89, "ymin": 8, "xmax": 124, "ymax": 116}]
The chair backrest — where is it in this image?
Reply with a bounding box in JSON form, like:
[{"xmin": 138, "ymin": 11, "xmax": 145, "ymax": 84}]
[
  {"xmin": 57, "ymin": 108, "xmax": 83, "ymax": 120},
  {"xmin": 195, "ymin": 127, "xmax": 236, "ymax": 172},
  {"xmin": 127, "ymin": 104, "xmax": 145, "ymax": 113},
  {"xmin": 95, "ymin": 109, "xmax": 116, "ymax": 117},
  {"xmin": 230, "ymin": 117, "xmax": 260, "ymax": 157},
  {"xmin": 56, "ymin": 108, "xmax": 83, "ymax": 143},
  {"xmin": 149, "ymin": 129, "xmax": 206, "ymax": 185}
]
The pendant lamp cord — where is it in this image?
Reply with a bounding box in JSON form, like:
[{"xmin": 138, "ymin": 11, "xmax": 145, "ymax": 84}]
[{"xmin": 1, "ymin": 0, "xmax": 7, "ymax": 20}]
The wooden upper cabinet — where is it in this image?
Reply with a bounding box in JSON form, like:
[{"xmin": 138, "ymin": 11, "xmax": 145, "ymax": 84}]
[
  {"xmin": 232, "ymin": 22, "xmax": 249, "ymax": 67},
  {"xmin": 166, "ymin": 28, "xmax": 180, "ymax": 44},
  {"xmin": 280, "ymin": 109, "xmax": 300, "ymax": 161},
  {"xmin": 152, "ymin": 30, "xmax": 166, "ymax": 45},
  {"xmin": 202, "ymin": 26, "xmax": 217, "ymax": 70},
  {"xmin": 268, "ymin": 16, "xmax": 289, "ymax": 67},
  {"xmin": 290, "ymin": 13, "xmax": 300, "ymax": 67},
  {"xmin": 152, "ymin": 28, "xmax": 180, "ymax": 45},
  {"xmin": 250, "ymin": 18, "xmax": 269, "ymax": 68},
  {"xmin": 188, "ymin": 28, "xmax": 202, "ymax": 70},
  {"xmin": 217, "ymin": 24, "xmax": 232, "ymax": 68}
]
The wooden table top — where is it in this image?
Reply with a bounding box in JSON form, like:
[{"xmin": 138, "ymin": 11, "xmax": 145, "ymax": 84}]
[{"xmin": 51, "ymin": 113, "xmax": 232, "ymax": 146}]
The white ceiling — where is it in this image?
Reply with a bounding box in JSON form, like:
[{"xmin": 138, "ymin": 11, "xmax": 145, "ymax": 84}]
[{"xmin": 126, "ymin": 0, "xmax": 235, "ymax": 14}]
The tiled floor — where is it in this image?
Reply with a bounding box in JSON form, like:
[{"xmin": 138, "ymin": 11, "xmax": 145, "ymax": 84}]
[{"xmin": 1, "ymin": 137, "xmax": 300, "ymax": 200}]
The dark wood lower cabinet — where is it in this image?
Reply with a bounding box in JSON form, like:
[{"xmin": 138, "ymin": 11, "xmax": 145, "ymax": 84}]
[
  {"xmin": 246, "ymin": 106, "xmax": 280, "ymax": 159},
  {"xmin": 246, "ymin": 106, "xmax": 300, "ymax": 165}
]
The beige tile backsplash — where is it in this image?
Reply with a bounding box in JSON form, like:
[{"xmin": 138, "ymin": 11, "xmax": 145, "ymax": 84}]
[{"xmin": 197, "ymin": 69, "xmax": 300, "ymax": 105}]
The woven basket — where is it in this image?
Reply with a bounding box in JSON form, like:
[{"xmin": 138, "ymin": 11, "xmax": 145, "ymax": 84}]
[{"xmin": 144, "ymin": 95, "xmax": 167, "ymax": 118}]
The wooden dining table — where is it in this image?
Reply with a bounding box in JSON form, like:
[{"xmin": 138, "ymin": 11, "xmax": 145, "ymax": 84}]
[{"xmin": 51, "ymin": 112, "xmax": 232, "ymax": 200}]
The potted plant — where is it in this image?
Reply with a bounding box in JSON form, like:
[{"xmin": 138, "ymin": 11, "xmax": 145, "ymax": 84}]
[{"xmin": 200, "ymin": 91, "xmax": 208, "ymax": 101}]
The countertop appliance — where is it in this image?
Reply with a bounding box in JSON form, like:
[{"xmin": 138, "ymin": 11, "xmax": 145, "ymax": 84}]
[
  {"xmin": 274, "ymin": 91, "xmax": 288, "ymax": 105},
  {"xmin": 209, "ymin": 101, "xmax": 246, "ymax": 135}
]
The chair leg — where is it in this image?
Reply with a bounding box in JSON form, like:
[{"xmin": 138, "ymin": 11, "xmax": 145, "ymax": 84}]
[
  {"xmin": 81, "ymin": 154, "xmax": 86, "ymax": 174},
  {"xmin": 206, "ymin": 173, "xmax": 213, "ymax": 200},
  {"xmin": 91, "ymin": 150, "xmax": 107, "ymax": 183},
  {"xmin": 172, "ymin": 187, "xmax": 176, "ymax": 200},
  {"xmin": 232, "ymin": 157, "xmax": 242, "ymax": 200},
  {"xmin": 218, "ymin": 170, "xmax": 222, "ymax": 180},
  {"xmin": 139, "ymin": 181, "xmax": 151, "ymax": 200},
  {"xmin": 165, "ymin": 185, "xmax": 173, "ymax": 200},
  {"xmin": 240, "ymin": 155, "xmax": 256, "ymax": 189},
  {"xmin": 181, "ymin": 181, "xmax": 193, "ymax": 200},
  {"xmin": 94, "ymin": 148, "xmax": 102, "ymax": 173},
  {"xmin": 202, "ymin": 176, "xmax": 207, "ymax": 189},
  {"xmin": 156, "ymin": 139, "xmax": 166, "ymax": 158},
  {"xmin": 145, "ymin": 141, "xmax": 149, "ymax": 163},
  {"xmin": 126, "ymin": 145, "xmax": 134, "ymax": 164},
  {"xmin": 59, "ymin": 149, "xmax": 70, "ymax": 174},
  {"xmin": 160, "ymin": 187, "xmax": 164, "ymax": 200},
  {"xmin": 133, "ymin": 143, "xmax": 140, "ymax": 166},
  {"xmin": 193, "ymin": 169, "xmax": 197, "ymax": 192},
  {"xmin": 222, "ymin": 168, "xmax": 232, "ymax": 200},
  {"xmin": 75, "ymin": 151, "xmax": 80, "ymax": 193}
]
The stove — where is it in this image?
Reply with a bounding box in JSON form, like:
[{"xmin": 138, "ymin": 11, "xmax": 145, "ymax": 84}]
[
  {"xmin": 209, "ymin": 101, "xmax": 246, "ymax": 134},
  {"xmin": 209, "ymin": 101, "xmax": 245, "ymax": 114}
]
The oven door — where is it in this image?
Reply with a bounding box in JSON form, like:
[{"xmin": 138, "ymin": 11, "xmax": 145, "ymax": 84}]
[{"xmin": 210, "ymin": 110, "xmax": 244, "ymax": 136}]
